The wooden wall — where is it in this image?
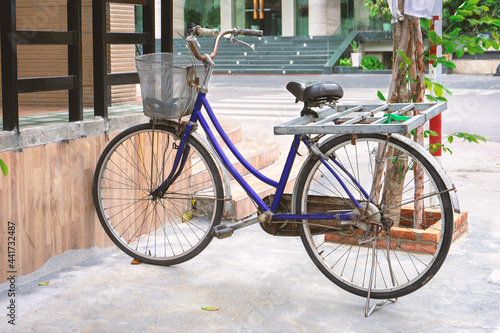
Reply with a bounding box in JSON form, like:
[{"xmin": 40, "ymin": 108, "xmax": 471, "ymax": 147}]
[
  {"xmin": 0, "ymin": 132, "xmax": 121, "ymax": 281},
  {"xmin": 0, "ymin": 0, "xmax": 136, "ymax": 107}
]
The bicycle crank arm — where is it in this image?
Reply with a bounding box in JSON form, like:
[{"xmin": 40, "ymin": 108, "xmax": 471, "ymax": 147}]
[{"xmin": 212, "ymin": 213, "xmax": 268, "ymax": 239}]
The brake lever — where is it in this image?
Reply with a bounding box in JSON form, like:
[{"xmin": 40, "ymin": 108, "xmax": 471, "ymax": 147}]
[
  {"xmin": 185, "ymin": 35, "xmax": 201, "ymax": 48},
  {"xmin": 229, "ymin": 35, "xmax": 255, "ymax": 51}
]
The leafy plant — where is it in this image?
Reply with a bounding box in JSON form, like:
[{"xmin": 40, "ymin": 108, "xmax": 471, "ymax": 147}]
[
  {"xmin": 443, "ymin": 0, "xmax": 500, "ymax": 34},
  {"xmin": 376, "ymin": 0, "xmax": 497, "ymax": 154},
  {"xmin": 365, "ymin": 0, "xmax": 393, "ymax": 21},
  {"xmin": 339, "ymin": 57, "xmax": 353, "ymax": 66},
  {"xmin": 361, "ymin": 56, "xmax": 384, "ymax": 70},
  {"xmin": 422, "ymin": 130, "xmax": 487, "ymax": 154},
  {"xmin": 184, "ymin": 8, "xmax": 200, "ymax": 26},
  {"xmin": 206, "ymin": 6, "xmax": 220, "ymax": 29},
  {"xmin": 392, "ymin": 0, "xmax": 500, "ymax": 104},
  {"xmin": 350, "ymin": 40, "xmax": 358, "ymax": 52}
]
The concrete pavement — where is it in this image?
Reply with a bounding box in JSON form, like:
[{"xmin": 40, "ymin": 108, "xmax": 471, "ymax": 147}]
[{"xmin": 1, "ymin": 74, "xmax": 500, "ymax": 331}]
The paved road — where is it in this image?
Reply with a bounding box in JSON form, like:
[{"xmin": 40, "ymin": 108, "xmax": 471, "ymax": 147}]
[{"xmin": 208, "ymin": 74, "xmax": 500, "ymax": 142}]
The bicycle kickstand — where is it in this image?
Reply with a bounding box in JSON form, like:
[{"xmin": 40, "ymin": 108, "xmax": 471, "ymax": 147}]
[{"xmin": 364, "ymin": 238, "xmax": 398, "ymax": 317}]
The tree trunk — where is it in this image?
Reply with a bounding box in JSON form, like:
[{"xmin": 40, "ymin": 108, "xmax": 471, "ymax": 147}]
[{"xmin": 380, "ymin": 1, "xmax": 427, "ymax": 228}]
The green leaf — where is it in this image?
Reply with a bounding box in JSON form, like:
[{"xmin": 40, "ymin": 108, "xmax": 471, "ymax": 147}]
[
  {"xmin": 458, "ymin": 9, "xmax": 473, "ymax": 16},
  {"xmin": 466, "ymin": 0, "xmax": 480, "ymax": 6},
  {"xmin": 428, "ymin": 30, "xmax": 442, "ymax": 44},
  {"xmin": 182, "ymin": 210, "xmax": 194, "ymax": 223},
  {"xmin": 442, "ymin": 85, "xmax": 452, "ymax": 96},
  {"xmin": 448, "ymin": 136, "xmax": 454, "ymax": 144},
  {"xmin": 396, "ymin": 49, "xmax": 411, "ymax": 65},
  {"xmin": 420, "ymin": 18, "xmax": 430, "ymax": 30},
  {"xmin": 468, "ymin": 19, "xmax": 478, "ymax": 26},
  {"xmin": 424, "ymin": 77, "xmax": 433, "ymax": 90},
  {"xmin": 201, "ymin": 307, "xmax": 219, "ymax": 311},
  {"xmin": 451, "ymin": 15, "xmax": 465, "ymax": 23},
  {"xmin": 435, "ymin": 96, "xmax": 449, "ymax": 102},
  {"xmin": 426, "ymin": 94, "xmax": 438, "ymax": 102},
  {"xmin": 449, "ymin": 27, "xmax": 462, "ymax": 38},
  {"xmin": 443, "ymin": 40, "xmax": 455, "ymax": 54},
  {"xmin": 476, "ymin": 135, "xmax": 487, "ymax": 143},
  {"xmin": 0, "ymin": 159, "xmax": 7, "ymax": 177},
  {"xmin": 433, "ymin": 84, "xmax": 444, "ymax": 97},
  {"xmin": 442, "ymin": 60, "xmax": 456, "ymax": 68},
  {"xmin": 456, "ymin": 44, "xmax": 466, "ymax": 58},
  {"xmin": 377, "ymin": 90, "xmax": 386, "ymax": 101},
  {"xmin": 426, "ymin": 130, "xmax": 438, "ymax": 137},
  {"xmin": 38, "ymin": 281, "xmax": 49, "ymax": 286}
]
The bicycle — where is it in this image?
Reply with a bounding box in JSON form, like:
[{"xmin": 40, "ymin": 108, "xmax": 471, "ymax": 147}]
[{"xmin": 93, "ymin": 26, "xmax": 460, "ymax": 315}]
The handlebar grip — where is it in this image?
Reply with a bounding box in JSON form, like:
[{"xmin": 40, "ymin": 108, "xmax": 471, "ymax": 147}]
[
  {"xmin": 237, "ymin": 29, "xmax": 263, "ymax": 37},
  {"xmin": 194, "ymin": 27, "xmax": 219, "ymax": 37}
]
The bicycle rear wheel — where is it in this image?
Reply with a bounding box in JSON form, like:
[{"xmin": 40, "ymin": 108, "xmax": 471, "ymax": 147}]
[
  {"xmin": 93, "ymin": 123, "xmax": 224, "ymax": 265},
  {"xmin": 294, "ymin": 134, "xmax": 454, "ymax": 299}
]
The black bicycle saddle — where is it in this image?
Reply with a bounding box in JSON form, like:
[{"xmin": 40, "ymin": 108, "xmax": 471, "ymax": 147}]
[{"xmin": 286, "ymin": 81, "xmax": 344, "ymax": 103}]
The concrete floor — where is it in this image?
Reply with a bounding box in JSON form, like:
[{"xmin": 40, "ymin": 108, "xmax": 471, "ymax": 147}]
[{"xmin": 1, "ymin": 139, "xmax": 499, "ymax": 332}]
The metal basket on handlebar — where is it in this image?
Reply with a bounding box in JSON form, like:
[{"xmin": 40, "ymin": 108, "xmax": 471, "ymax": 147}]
[{"xmin": 136, "ymin": 53, "xmax": 205, "ymax": 119}]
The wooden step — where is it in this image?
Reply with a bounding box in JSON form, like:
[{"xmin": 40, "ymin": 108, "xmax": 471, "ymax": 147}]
[
  {"xmin": 226, "ymin": 152, "xmax": 306, "ymax": 220},
  {"xmin": 205, "ymin": 115, "xmax": 242, "ymax": 147},
  {"xmin": 190, "ymin": 135, "xmax": 280, "ymax": 190}
]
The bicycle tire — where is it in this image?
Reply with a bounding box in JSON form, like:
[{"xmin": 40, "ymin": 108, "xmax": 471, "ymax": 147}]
[
  {"xmin": 93, "ymin": 123, "xmax": 224, "ymax": 266},
  {"xmin": 294, "ymin": 133, "xmax": 453, "ymax": 299}
]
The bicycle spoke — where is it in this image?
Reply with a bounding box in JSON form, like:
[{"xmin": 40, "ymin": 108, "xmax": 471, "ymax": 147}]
[{"xmin": 296, "ymin": 134, "xmax": 453, "ymax": 299}]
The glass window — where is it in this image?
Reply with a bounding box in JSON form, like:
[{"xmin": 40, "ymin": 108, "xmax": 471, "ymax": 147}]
[
  {"xmin": 233, "ymin": 0, "xmax": 282, "ymax": 36},
  {"xmin": 184, "ymin": 0, "xmax": 221, "ymax": 31},
  {"xmin": 296, "ymin": 0, "xmax": 308, "ymax": 36}
]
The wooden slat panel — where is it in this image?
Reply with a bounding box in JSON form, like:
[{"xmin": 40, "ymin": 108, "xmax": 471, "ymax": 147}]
[{"xmin": 0, "ymin": 133, "xmax": 123, "ymax": 281}]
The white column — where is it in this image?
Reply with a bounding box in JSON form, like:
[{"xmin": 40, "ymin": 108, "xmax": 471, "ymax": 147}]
[
  {"xmin": 309, "ymin": 0, "xmax": 340, "ymax": 36},
  {"xmin": 282, "ymin": 0, "xmax": 295, "ymax": 36},
  {"xmin": 220, "ymin": 0, "xmax": 233, "ymax": 32}
]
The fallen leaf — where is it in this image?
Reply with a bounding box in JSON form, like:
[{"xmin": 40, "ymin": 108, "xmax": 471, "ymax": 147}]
[
  {"xmin": 182, "ymin": 210, "xmax": 194, "ymax": 223},
  {"xmin": 131, "ymin": 259, "xmax": 142, "ymax": 265},
  {"xmin": 201, "ymin": 307, "xmax": 219, "ymax": 311},
  {"xmin": 38, "ymin": 281, "xmax": 49, "ymax": 286}
]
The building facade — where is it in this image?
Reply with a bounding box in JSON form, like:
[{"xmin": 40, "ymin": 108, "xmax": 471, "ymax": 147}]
[{"xmin": 177, "ymin": 0, "xmax": 371, "ymax": 37}]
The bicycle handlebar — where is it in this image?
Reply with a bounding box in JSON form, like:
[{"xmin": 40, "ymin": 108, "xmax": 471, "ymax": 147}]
[
  {"xmin": 236, "ymin": 28, "xmax": 263, "ymax": 37},
  {"xmin": 187, "ymin": 26, "xmax": 263, "ymax": 62},
  {"xmin": 194, "ymin": 27, "xmax": 219, "ymax": 37}
]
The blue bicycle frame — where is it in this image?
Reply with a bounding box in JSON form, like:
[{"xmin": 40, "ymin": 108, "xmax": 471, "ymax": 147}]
[{"xmin": 154, "ymin": 91, "xmax": 371, "ymax": 223}]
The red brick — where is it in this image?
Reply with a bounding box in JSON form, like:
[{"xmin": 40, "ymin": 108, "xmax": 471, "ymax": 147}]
[
  {"xmin": 421, "ymin": 229, "xmax": 439, "ymax": 243},
  {"xmin": 400, "ymin": 241, "xmax": 437, "ymax": 254},
  {"xmin": 391, "ymin": 227, "xmax": 417, "ymax": 240}
]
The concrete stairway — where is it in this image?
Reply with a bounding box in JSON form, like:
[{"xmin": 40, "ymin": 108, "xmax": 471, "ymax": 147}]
[
  {"xmin": 198, "ymin": 116, "xmax": 304, "ymax": 221},
  {"xmin": 171, "ymin": 35, "xmax": 345, "ymax": 75}
]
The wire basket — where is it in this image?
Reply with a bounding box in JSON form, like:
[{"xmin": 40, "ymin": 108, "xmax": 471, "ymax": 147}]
[{"xmin": 136, "ymin": 53, "xmax": 205, "ymax": 119}]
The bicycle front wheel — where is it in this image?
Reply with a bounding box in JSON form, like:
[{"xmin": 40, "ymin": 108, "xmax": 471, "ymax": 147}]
[
  {"xmin": 294, "ymin": 134, "xmax": 454, "ymax": 299},
  {"xmin": 93, "ymin": 123, "xmax": 224, "ymax": 266}
]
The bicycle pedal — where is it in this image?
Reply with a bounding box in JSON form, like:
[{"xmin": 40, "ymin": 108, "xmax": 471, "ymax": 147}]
[{"xmin": 212, "ymin": 224, "xmax": 234, "ymax": 239}]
